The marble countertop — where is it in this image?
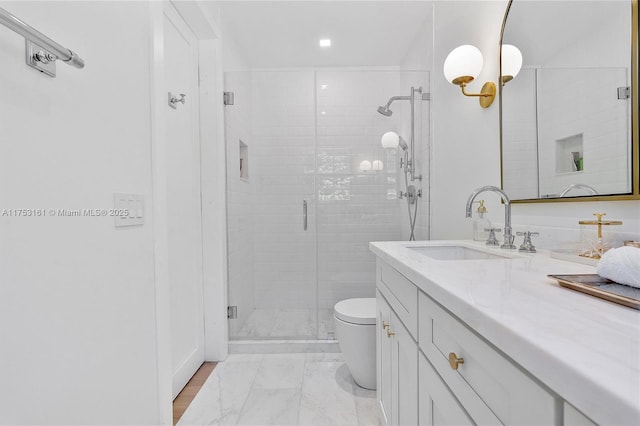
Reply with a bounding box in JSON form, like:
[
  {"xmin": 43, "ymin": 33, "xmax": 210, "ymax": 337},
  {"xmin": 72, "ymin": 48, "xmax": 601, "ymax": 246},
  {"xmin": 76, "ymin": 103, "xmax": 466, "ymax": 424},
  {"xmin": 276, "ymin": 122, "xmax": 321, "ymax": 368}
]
[{"xmin": 370, "ymin": 240, "xmax": 640, "ymax": 425}]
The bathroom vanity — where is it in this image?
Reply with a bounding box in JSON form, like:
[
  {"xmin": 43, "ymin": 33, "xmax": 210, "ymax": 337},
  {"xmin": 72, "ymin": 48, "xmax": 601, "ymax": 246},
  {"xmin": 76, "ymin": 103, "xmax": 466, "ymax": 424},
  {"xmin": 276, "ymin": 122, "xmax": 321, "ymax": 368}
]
[{"xmin": 371, "ymin": 240, "xmax": 640, "ymax": 425}]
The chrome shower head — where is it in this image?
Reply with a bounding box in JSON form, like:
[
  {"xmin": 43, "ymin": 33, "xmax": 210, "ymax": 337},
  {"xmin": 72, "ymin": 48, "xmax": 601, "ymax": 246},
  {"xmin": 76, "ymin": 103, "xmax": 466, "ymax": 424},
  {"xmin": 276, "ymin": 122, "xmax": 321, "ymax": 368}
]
[
  {"xmin": 398, "ymin": 137, "xmax": 409, "ymax": 151},
  {"xmin": 377, "ymin": 105, "xmax": 393, "ymax": 116}
]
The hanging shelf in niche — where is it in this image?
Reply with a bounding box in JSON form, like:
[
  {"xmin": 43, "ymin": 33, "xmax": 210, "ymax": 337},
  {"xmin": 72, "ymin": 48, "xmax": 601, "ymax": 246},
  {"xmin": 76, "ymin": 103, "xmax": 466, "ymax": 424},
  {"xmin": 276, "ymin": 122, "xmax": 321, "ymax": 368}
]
[
  {"xmin": 239, "ymin": 140, "xmax": 249, "ymax": 181},
  {"xmin": 555, "ymin": 133, "xmax": 584, "ymax": 174}
]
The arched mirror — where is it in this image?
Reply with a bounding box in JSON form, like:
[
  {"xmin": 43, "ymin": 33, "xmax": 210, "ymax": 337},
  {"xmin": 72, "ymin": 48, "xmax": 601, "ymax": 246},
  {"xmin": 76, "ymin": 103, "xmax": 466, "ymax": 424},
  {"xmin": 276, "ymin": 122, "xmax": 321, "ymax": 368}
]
[{"xmin": 499, "ymin": 0, "xmax": 639, "ymax": 202}]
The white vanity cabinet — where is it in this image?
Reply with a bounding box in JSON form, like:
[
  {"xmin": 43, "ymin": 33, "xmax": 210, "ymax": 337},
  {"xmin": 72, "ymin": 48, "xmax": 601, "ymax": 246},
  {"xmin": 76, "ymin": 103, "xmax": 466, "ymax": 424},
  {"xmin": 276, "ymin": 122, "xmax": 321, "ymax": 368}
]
[
  {"xmin": 376, "ymin": 258, "xmax": 567, "ymax": 426},
  {"xmin": 371, "ymin": 241, "xmax": 634, "ymax": 425},
  {"xmin": 376, "ymin": 260, "xmax": 418, "ymax": 426},
  {"xmin": 564, "ymin": 403, "xmax": 597, "ymax": 426},
  {"xmin": 419, "ymin": 292, "xmax": 557, "ymax": 425},
  {"xmin": 418, "ymin": 352, "xmax": 474, "ymax": 425}
]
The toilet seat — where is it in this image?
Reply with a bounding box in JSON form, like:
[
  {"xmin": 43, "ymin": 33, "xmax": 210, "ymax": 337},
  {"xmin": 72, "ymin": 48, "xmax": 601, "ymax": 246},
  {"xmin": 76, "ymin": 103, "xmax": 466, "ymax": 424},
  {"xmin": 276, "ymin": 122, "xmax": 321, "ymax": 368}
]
[{"xmin": 334, "ymin": 298, "xmax": 376, "ymax": 325}]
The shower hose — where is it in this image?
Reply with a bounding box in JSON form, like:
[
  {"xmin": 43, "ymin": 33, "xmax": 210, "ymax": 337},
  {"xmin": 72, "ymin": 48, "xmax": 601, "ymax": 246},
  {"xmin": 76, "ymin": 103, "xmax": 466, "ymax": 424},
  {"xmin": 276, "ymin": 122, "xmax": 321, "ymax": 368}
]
[{"xmin": 404, "ymin": 167, "xmax": 419, "ymax": 241}]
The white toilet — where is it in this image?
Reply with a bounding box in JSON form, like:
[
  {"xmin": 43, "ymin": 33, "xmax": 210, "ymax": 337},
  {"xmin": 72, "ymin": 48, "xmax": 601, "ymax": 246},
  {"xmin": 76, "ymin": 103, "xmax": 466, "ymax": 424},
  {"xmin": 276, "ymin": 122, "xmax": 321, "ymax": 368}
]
[{"xmin": 334, "ymin": 298, "xmax": 377, "ymax": 390}]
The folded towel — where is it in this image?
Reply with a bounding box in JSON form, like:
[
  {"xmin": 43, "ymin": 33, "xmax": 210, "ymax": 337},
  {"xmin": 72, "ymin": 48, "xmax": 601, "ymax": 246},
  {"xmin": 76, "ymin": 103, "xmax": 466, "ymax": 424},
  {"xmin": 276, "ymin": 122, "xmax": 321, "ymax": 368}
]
[{"xmin": 597, "ymin": 246, "xmax": 640, "ymax": 288}]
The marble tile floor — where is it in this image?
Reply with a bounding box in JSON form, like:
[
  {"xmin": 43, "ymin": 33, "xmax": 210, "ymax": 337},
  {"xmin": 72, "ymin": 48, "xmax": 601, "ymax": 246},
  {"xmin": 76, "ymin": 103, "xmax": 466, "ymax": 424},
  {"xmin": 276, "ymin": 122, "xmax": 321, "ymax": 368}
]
[
  {"xmin": 234, "ymin": 309, "xmax": 335, "ymax": 340},
  {"xmin": 177, "ymin": 353, "xmax": 380, "ymax": 426}
]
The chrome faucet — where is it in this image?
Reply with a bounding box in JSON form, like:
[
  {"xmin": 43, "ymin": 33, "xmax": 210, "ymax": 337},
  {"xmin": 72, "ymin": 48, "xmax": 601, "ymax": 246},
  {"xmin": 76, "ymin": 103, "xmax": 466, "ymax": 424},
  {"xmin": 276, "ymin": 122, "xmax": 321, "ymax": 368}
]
[{"xmin": 465, "ymin": 186, "xmax": 516, "ymax": 249}]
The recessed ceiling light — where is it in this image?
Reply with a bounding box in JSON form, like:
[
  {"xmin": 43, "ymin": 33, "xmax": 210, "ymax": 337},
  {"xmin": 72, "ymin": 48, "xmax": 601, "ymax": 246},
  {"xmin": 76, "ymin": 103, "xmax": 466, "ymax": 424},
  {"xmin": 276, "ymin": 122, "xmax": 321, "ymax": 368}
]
[
  {"xmin": 319, "ymin": 39, "xmax": 331, "ymax": 48},
  {"xmin": 321, "ymin": 111, "xmax": 327, "ymax": 115},
  {"xmin": 320, "ymin": 84, "xmax": 328, "ymax": 90}
]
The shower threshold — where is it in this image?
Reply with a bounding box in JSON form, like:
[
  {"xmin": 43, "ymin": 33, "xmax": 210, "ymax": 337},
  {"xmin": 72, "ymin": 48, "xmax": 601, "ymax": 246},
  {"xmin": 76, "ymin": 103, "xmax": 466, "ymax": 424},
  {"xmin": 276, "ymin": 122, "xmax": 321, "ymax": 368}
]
[
  {"xmin": 229, "ymin": 308, "xmax": 339, "ymax": 353},
  {"xmin": 229, "ymin": 339, "xmax": 340, "ymax": 354}
]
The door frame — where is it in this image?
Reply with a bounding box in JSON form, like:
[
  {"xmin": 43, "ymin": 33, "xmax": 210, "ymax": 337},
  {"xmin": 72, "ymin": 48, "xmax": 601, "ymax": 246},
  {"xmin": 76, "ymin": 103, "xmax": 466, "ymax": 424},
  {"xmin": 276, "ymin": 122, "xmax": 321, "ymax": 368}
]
[{"xmin": 148, "ymin": 1, "xmax": 228, "ymax": 423}]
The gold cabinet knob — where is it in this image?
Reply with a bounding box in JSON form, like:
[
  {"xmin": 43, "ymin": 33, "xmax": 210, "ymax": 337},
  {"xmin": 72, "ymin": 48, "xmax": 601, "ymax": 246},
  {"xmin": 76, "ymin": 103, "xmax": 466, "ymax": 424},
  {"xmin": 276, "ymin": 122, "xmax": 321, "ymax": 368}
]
[
  {"xmin": 387, "ymin": 329, "xmax": 395, "ymax": 337},
  {"xmin": 382, "ymin": 321, "xmax": 389, "ymax": 330},
  {"xmin": 448, "ymin": 352, "xmax": 464, "ymax": 370}
]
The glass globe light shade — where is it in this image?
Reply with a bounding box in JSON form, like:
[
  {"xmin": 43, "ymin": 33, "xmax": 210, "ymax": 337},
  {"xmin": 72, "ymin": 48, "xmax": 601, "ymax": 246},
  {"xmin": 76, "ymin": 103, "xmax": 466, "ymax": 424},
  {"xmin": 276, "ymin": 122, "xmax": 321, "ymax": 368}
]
[
  {"xmin": 381, "ymin": 131, "xmax": 400, "ymax": 149},
  {"xmin": 372, "ymin": 160, "xmax": 384, "ymax": 171},
  {"xmin": 359, "ymin": 160, "xmax": 372, "ymax": 171},
  {"xmin": 443, "ymin": 45, "xmax": 484, "ymax": 85},
  {"xmin": 501, "ymin": 44, "xmax": 522, "ymax": 81}
]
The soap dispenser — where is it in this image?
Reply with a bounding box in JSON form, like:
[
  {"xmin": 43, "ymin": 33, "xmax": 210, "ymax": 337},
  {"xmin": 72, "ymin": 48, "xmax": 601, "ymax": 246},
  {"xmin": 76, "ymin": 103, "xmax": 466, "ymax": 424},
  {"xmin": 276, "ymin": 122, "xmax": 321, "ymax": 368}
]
[{"xmin": 473, "ymin": 200, "xmax": 491, "ymax": 241}]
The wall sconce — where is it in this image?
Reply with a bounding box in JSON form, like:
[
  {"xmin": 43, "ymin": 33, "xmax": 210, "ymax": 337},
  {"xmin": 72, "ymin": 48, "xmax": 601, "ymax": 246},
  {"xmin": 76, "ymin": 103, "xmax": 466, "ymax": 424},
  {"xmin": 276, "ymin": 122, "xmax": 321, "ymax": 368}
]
[
  {"xmin": 500, "ymin": 44, "xmax": 522, "ymax": 85},
  {"xmin": 359, "ymin": 160, "xmax": 372, "ymax": 172},
  {"xmin": 443, "ymin": 45, "xmax": 495, "ymax": 108},
  {"xmin": 372, "ymin": 160, "xmax": 384, "ymax": 171}
]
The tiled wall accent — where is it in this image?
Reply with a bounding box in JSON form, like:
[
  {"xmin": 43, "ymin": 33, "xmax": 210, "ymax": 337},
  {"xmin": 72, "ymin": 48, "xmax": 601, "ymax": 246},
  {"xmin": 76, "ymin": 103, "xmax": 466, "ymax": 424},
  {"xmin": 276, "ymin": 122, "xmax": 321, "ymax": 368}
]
[{"xmin": 225, "ymin": 69, "xmax": 429, "ymax": 337}]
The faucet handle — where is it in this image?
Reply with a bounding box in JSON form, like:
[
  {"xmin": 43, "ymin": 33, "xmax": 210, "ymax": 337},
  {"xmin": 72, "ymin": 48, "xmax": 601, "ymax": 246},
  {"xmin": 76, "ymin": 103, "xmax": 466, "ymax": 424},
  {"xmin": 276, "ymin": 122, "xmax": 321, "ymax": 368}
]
[
  {"xmin": 485, "ymin": 228, "xmax": 501, "ymax": 246},
  {"xmin": 516, "ymin": 231, "xmax": 539, "ymax": 253}
]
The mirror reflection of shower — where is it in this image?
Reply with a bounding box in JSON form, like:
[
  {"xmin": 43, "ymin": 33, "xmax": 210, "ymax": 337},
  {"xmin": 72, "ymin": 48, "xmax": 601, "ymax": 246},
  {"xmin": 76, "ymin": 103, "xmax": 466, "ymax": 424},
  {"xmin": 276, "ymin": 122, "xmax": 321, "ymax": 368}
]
[{"xmin": 378, "ymin": 86, "xmax": 427, "ymax": 241}]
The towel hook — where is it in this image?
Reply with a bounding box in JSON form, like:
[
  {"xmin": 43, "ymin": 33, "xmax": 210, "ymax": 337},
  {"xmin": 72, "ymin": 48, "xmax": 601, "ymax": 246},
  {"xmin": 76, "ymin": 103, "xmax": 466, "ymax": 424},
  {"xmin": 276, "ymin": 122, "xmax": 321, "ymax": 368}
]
[{"xmin": 168, "ymin": 92, "xmax": 186, "ymax": 109}]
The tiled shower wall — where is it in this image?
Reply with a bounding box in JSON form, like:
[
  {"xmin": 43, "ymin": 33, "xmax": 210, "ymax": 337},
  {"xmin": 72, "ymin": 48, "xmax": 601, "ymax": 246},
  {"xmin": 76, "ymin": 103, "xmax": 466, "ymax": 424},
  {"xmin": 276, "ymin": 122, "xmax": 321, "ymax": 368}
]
[
  {"xmin": 315, "ymin": 70, "xmax": 429, "ymax": 310},
  {"xmin": 502, "ymin": 67, "xmax": 630, "ymax": 199},
  {"xmin": 251, "ymin": 71, "xmax": 317, "ymax": 310},
  {"xmin": 537, "ymin": 67, "xmax": 629, "ymax": 196},
  {"xmin": 225, "ymin": 69, "xmax": 429, "ymax": 338}
]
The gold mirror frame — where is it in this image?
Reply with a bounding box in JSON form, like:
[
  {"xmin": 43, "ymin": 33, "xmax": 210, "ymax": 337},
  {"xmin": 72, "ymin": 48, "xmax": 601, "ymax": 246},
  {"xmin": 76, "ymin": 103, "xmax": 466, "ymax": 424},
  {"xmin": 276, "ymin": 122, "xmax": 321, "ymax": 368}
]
[{"xmin": 498, "ymin": 0, "xmax": 640, "ymax": 203}]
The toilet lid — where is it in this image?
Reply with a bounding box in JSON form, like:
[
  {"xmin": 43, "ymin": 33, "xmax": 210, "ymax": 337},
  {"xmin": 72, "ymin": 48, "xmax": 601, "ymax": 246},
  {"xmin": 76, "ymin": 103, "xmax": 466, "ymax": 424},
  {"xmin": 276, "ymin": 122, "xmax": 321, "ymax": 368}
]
[{"xmin": 334, "ymin": 298, "xmax": 376, "ymax": 325}]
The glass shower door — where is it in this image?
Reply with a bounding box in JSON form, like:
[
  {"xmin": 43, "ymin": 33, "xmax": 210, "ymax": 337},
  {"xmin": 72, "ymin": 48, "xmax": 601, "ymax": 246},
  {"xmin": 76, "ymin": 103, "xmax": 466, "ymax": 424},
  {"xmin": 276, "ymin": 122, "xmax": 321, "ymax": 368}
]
[
  {"xmin": 226, "ymin": 70, "xmax": 318, "ymax": 339},
  {"xmin": 225, "ymin": 68, "xmax": 429, "ymax": 341}
]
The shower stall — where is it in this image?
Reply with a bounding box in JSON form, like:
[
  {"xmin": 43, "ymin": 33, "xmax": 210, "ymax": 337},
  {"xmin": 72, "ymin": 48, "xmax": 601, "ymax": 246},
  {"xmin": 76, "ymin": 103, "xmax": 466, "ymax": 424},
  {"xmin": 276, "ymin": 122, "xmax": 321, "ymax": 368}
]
[{"xmin": 225, "ymin": 69, "xmax": 429, "ymax": 342}]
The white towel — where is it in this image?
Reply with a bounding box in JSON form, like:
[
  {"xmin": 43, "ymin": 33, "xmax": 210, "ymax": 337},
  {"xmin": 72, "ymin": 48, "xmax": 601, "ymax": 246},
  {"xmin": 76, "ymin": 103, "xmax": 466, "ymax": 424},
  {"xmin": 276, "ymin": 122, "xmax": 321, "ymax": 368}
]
[{"xmin": 597, "ymin": 246, "xmax": 640, "ymax": 288}]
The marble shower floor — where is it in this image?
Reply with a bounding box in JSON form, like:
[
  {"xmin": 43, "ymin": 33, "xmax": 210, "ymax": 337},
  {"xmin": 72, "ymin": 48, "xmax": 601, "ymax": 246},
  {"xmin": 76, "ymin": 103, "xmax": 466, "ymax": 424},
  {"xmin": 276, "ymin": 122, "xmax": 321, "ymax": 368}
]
[
  {"xmin": 176, "ymin": 353, "xmax": 380, "ymax": 426},
  {"xmin": 234, "ymin": 309, "xmax": 335, "ymax": 339}
]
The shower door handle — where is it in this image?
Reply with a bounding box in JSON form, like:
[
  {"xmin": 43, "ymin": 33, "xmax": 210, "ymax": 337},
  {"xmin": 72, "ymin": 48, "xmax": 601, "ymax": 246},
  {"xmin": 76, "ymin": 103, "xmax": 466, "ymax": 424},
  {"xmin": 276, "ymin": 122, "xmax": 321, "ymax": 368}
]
[{"xmin": 303, "ymin": 200, "xmax": 308, "ymax": 231}]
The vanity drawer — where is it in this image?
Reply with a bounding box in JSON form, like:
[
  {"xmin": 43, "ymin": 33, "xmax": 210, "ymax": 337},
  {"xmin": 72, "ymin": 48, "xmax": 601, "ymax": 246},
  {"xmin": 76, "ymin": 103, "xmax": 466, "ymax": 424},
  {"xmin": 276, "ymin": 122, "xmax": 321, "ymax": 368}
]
[
  {"xmin": 564, "ymin": 402, "xmax": 596, "ymax": 426},
  {"xmin": 418, "ymin": 291, "xmax": 558, "ymax": 425},
  {"xmin": 377, "ymin": 259, "xmax": 418, "ymax": 339}
]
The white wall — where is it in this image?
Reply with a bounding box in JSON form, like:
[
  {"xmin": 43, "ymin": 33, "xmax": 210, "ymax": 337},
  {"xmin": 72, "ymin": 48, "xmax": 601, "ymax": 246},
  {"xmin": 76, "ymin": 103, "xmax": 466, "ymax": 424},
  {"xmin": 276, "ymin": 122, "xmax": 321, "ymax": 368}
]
[
  {"xmin": 429, "ymin": 0, "xmax": 640, "ymax": 244},
  {"xmin": 0, "ymin": 1, "xmax": 160, "ymax": 424},
  {"xmin": 430, "ymin": 0, "xmax": 504, "ymax": 239}
]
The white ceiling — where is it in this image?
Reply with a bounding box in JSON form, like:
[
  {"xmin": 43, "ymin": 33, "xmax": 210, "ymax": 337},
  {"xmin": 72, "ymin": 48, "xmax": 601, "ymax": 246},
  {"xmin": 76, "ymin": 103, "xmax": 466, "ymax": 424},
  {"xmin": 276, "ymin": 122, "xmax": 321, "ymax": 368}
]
[
  {"xmin": 503, "ymin": 1, "xmax": 628, "ymax": 65},
  {"xmin": 213, "ymin": 1, "xmax": 433, "ymax": 68}
]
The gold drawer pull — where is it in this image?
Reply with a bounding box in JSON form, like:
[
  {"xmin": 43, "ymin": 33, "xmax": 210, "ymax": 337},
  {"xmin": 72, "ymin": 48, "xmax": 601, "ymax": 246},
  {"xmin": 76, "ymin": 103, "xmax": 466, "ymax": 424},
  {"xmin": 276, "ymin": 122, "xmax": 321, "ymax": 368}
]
[
  {"xmin": 448, "ymin": 352, "xmax": 464, "ymax": 370},
  {"xmin": 382, "ymin": 321, "xmax": 389, "ymax": 330},
  {"xmin": 387, "ymin": 329, "xmax": 395, "ymax": 337}
]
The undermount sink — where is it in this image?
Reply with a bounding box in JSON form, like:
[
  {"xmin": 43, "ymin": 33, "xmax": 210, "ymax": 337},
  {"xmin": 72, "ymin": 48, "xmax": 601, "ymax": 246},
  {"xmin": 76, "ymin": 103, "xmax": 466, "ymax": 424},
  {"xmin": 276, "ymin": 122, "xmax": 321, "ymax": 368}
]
[{"xmin": 408, "ymin": 245, "xmax": 513, "ymax": 260}]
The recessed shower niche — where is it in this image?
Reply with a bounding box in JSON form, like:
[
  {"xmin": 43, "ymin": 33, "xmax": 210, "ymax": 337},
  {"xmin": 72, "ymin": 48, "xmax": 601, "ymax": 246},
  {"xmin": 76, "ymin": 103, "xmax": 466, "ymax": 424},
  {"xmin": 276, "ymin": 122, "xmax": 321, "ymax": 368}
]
[{"xmin": 555, "ymin": 133, "xmax": 584, "ymax": 174}]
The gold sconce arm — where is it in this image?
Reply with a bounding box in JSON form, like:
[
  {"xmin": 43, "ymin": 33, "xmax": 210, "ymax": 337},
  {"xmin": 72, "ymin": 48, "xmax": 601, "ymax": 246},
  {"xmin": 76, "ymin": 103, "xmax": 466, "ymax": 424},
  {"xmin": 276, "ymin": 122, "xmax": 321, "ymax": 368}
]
[{"xmin": 459, "ymin": 81, "xmax": 496, "ymax": 108}]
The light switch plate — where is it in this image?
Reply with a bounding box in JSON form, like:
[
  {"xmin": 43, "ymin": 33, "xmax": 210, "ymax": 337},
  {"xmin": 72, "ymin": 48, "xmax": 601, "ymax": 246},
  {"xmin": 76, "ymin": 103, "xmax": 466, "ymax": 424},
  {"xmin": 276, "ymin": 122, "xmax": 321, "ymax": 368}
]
[{"xmin": 114, "ymin": 193, "xmax": 144, "ymax": 227}]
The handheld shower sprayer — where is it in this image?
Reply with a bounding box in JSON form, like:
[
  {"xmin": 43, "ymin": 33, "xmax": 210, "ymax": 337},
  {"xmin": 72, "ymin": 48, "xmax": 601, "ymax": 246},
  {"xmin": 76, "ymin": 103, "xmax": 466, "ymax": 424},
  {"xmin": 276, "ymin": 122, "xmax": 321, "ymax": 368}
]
[{"xmin": 398, "ymin": 137, "xmax": 409, "ymax": 152}]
